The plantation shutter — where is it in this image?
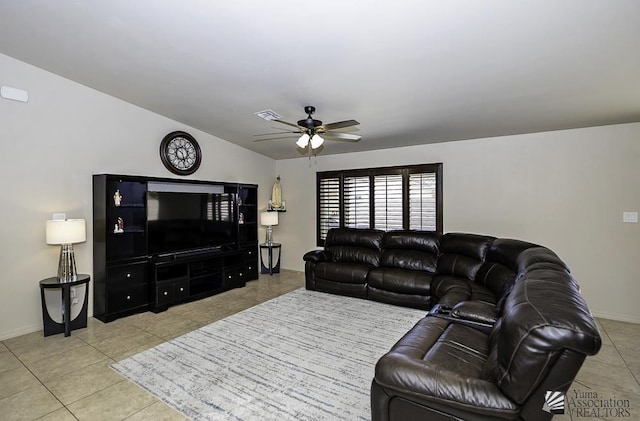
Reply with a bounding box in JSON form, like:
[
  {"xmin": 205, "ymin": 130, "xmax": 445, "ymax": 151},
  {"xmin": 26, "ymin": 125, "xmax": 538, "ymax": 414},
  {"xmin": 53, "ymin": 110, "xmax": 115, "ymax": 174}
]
[
  {"xmin": 374, "ymin": 174, "xmax": 403, "ymax": 230},
  {"xmin": 207, "ymin": 195, "xmax": 214, "ymax": 220},
  {"xmin": 220, "ymin": 193, "xmax": 231, "ymax": 221},
  {"xmin": 344, "ymin": 176, "xmax": 370, "ymax": 229},
  {"xmin": 316, "ymin": 163, "xmax": 442, "ymax": 246},
  {"xmin": 208, "ymin": 193, "xmax": 231, "ymax": 221},
  {"xmin": 409, "ymin": 172, "xmax": 437, "ymax": 230},
  {"xmin": 318, "ymin": 177, "xmax": 340, "ymax": 241}
]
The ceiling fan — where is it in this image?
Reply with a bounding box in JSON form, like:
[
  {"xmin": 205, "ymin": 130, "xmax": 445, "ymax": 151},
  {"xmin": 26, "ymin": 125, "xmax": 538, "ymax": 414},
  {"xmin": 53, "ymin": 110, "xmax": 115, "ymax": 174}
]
[{"xmin": 254, "ymin": 106, "xmax": 361, "ymax": 152}]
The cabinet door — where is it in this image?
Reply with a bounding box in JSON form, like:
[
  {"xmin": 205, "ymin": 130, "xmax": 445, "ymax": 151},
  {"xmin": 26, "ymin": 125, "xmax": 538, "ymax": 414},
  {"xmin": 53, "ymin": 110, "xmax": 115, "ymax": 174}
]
[
  {"xmin": 224, "ymin": 267, "xmax": 243, "ymax": 289},
  {"xmin": 108, "ymin": 284, "xmax": 149, "ymax": 314},
  {"xmin": 174, "ymin": 278, "xmax": 190, "ymax": 301},
  {"xmin": 106, "ymin": 179, "xmax": 147, "ymax": 260},
  {"xmin": 106, "ymin": 262, "xmax": 148, "ymax": 314},
  {"xmin": 155, "ymin": 284, "xmax": 174, "ymax": 307},
  {"xmin": 237, "ymin": 185, "xmax": 258, "ymax": 244},
  {"xmin": 240, "ymin": 244, "xmax": 259, "ymax": 281},
  {"xmin": 107, "ymin": 263, "xmax": 147, "ymax": 288}
]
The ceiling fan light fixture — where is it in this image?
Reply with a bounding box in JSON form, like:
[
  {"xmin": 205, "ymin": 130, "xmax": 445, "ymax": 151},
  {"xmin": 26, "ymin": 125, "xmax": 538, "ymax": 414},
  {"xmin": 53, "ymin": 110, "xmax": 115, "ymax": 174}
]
[
  {"xmin": 310, "ymin": 133, "xmax": 324, "ymax": 149},
  {"xmin": 296, "ymin": 133, "xmax": 310, "ymax": 148}
]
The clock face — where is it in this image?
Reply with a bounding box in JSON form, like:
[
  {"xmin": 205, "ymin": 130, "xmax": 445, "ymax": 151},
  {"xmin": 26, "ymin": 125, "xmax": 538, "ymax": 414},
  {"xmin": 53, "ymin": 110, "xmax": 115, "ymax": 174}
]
[{"xmin": 160, "ymin": 131, "xmax": 202, "ymax": 175}]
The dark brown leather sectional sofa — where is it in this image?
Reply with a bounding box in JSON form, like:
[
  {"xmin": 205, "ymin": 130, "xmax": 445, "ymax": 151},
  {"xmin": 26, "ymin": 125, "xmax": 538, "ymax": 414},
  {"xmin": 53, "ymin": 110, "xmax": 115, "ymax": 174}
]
[{"xmin": 303, "ymin": 228, "xmax": 601, "ymax": 421}]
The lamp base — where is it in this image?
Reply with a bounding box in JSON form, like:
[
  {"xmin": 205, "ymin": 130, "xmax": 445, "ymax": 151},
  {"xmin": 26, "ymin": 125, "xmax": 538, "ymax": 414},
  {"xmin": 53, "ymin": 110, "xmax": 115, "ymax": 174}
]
[
  {"xmin": 265, "ymin": 226, "xmax": 274, "ymax": 245},
  {"xmin": 58, "ymin": 244, "xmax": 78, "ymax": 283}
]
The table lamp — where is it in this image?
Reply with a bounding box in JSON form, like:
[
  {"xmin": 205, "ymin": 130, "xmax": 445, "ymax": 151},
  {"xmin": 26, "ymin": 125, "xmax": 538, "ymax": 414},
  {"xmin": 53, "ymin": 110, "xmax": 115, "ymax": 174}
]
[
  {"xmin": 46, "ymin": 219, "xmax": 86, "ymax": 282},
  {"xmin": 260, "ymin": 211, "xmax": 278, "ymax": 245}
]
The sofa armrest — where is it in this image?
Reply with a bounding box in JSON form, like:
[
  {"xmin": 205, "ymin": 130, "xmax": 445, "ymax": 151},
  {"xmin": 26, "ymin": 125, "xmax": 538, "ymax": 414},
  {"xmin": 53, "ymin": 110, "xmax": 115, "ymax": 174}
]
[
  {"xmin": 303, "ymin": 249, "xmax": 331, "ymax": 263},
  {"xmin": 304, "ymin": 250, "xmax": 331, "ymax": 291},
  {"xmin": 451, "ymin": 300, "xmax": 498, "ymax": 325}
]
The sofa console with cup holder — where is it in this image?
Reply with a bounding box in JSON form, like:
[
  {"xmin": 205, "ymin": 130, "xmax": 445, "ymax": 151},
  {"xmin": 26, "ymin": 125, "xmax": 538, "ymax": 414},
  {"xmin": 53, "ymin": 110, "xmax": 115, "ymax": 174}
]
[{"xmin": 304, "ymin": 228, "xmax": 601, "ymax": 421}]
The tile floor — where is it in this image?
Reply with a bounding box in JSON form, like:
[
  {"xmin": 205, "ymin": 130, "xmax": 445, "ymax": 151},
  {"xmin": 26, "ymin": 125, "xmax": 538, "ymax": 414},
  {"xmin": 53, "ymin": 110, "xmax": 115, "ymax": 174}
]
[{"xmin": 1, "ymin": 270, "xmax": 638, "ymax": 421}]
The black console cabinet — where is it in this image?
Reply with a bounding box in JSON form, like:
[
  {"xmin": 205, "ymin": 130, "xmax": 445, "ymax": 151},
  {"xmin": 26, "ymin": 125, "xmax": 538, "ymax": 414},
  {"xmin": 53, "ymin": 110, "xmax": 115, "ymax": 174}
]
[
  {"xmin": 150, "ymin": 248, "xmax": 251, "ymax": 313},
  {"xmin": 93, "ymin": 174, "xmax": 259, "ymax": 322}
]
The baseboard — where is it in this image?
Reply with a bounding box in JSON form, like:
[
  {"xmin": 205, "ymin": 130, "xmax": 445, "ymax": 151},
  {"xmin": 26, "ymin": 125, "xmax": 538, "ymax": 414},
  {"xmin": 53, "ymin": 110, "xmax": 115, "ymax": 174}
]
[
  {"xmin": 591, "ymin": 311, "xmax": 640, "ymax": 325},
  {"xmin": 0, "ymin": 323, "xmax": 42, "ymax": 341}
]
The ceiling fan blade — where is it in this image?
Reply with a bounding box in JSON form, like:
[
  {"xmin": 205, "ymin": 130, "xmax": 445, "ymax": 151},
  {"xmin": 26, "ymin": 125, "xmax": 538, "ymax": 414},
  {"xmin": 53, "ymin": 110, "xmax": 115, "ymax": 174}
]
[
  {"xmin": 323, "ymin": 131, "xmax": 362, "ymax": 141},
  {"xmin": 253, "ymin": 131, "xmax": 298, "ymax": 137},
  {"xmin": 252, "ymin": 136, "xmax": 297, "ymax": 142},
  {"xmin": 319, "ymin": 119, "xmax": 360, "ymax": 131},
  {"xmin": 273, "ymin": 119, "xmax": 303, "ymax": 129}
]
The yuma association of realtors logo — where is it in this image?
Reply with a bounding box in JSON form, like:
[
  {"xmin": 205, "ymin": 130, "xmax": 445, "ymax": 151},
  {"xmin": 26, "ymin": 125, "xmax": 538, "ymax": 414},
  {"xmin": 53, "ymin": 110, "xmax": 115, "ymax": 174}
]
[
  {"xmin": 543, "ymin": 389, "xmax": 633, "ymax": 418},
  {"xmin": 543, "ymin": 391, "xmax": 566, "ymax": 414}
]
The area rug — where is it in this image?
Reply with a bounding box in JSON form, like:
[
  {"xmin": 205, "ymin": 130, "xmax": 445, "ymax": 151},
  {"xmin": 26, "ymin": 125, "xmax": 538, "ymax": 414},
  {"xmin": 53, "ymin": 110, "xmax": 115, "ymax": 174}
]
[{"xmin": 111, "ymin": 288, "xmax": 425, "ymax": 420}]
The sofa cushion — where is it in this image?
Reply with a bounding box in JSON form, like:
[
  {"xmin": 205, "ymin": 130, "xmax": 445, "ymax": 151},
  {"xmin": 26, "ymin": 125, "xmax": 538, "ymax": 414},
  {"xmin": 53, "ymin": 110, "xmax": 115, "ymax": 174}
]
[
  {"xmin": 368, "ymin": 268, "xmax": 433, "ymax": 295},
  {"xmin": 367, "ymin": 287, "xmax": 432, "ymax": 310},
  {"xmin": 374, "ymin": 316, "xmax": 520, "ymax": 419},
  {"xmin": 314, "ymin": 262, "xmax": 373, "ymax": 285},
  {"xmin": 312, "ymin": 278, "xmax": 368, "ymax": 299},
  {"xmin": 468, "ymin": 282, "xmax": 497, "ymax": 304},
  {"xmin": 326, "ymin": 228, "xmax": 384, "ymax": 266},
  {"xmin": 431, "ymin": 275, "xmax": 471, "ymax": 306},
  {"xmin": 380, "ymin": 230, "xmax": 440, "ymax": 272},
  {"xmin": 437, "ymin": 233, "xmax": 495, "ymax": 280},
  {"xmin": 474, "ymin": 239, "xmax": 538, "ymax": 297}
]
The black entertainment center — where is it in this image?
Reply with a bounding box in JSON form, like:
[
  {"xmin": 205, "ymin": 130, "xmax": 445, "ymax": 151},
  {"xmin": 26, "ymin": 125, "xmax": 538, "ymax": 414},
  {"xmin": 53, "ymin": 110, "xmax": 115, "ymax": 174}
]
[{"xmin": 93, "ymin": 174, "xmax": 259, "ymax": 322}]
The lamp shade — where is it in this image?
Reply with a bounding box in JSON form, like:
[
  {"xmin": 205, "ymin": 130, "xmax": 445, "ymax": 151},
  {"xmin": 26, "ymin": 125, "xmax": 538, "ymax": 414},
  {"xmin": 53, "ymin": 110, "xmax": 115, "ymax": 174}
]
[
  {"xmin": 296, "ymin": 133, "xmax": 310, "ymax": 148},
  {"xmin": 310, "ymin": 133, "xmax": 324, "ymax": 149},
  {"xmin": 260, "ymin": 211, "xmax": 278, "ymax": 226},
  {"xmin": 46, "ymin": 219, "xmax": 86, "ymax": 245}
]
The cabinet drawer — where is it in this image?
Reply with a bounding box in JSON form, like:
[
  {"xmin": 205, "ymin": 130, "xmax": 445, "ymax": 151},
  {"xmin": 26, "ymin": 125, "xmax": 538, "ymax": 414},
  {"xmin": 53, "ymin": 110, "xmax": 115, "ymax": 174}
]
[
  {"xmin": 156, "ymin": 284, "xmax": 174, "ymax": 307},
  {"xmin": 225, "ymin": 267, "xmax": 249, "ymax": 288},
  {"xmin": 108, "ymin": 284, "xmax": 149, "ymax": 313},
  {"xmin": 243, "ymin": 247, "xmax": 258, "ymax": 263},
  {"xmin": 155, "ymin": 278, "xmax": 190, "ymax": 308},
  {"xmin": 107, "ymin": 263, "xmax": 147, "ymax": 288},
  {"xmin": 244, "ymin": 263, "xmax": 258, "ymax": 281},
  {"xmin": 175, "ymin": 278, "xmax": 190, "ymax": 300}
]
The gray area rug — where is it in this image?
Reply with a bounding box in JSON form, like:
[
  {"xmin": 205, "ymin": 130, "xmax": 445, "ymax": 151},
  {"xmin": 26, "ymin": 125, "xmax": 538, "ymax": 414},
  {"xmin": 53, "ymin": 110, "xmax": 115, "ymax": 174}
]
[{"xmin": 112, "ymin": 288, "xmax": 425, "ymax": 420}]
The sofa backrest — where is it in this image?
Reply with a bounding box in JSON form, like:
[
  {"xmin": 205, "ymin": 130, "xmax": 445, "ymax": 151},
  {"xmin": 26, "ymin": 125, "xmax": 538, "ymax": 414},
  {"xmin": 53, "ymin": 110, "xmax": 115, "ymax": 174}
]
[
  {"xmin": 436, "ymin": 233, "xmax": 495, "ymax": 280},
  {"xmin": 474, "ymin": 238, "xmax": 540, "ymax": 309},
  {"xmin": 380, "ymin": 230, "xmax": 440, "ymax": 272},
  {"xmin": 517, "ymin": 246, "xmax": 570, "ymax": 275},
  {"xmin": 325, "ymin": 228, "xmax": 385, "ymax": 266},
  {"xmin": 481, "ymin": 270, "xmax": 601, "ymax": 405}
]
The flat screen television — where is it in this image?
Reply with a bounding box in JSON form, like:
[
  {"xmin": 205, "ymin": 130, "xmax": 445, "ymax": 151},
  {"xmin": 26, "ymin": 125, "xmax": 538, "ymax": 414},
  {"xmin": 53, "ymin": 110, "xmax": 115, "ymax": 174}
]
[{"xmin": 147, "ymin": 185, "xmax": 236, "ymax": 255}]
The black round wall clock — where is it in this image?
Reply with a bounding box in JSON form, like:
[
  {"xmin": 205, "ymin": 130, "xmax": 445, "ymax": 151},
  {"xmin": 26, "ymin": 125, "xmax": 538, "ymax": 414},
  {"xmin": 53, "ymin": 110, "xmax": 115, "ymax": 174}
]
[{"xmin": 159, "ymin": 131, "xmax": 202, "ymax": 175}]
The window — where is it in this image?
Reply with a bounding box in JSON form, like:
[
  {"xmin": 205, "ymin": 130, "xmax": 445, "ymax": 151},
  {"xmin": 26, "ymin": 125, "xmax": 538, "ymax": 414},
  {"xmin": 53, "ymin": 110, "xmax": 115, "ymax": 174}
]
[
  {"xmin": 316, "ymin": 163, "xmax": 442, "ymax": 245},
  {"xmin": 344, "ymin": 175, "xmax": 370, "ymax": 229},
  {"xmin": 318, "ymin": 177, "xmax": 340, "ymax": 240},
  {"xmin": 374, "ymin": 173, "xmax": 403, "ymax": 231}
]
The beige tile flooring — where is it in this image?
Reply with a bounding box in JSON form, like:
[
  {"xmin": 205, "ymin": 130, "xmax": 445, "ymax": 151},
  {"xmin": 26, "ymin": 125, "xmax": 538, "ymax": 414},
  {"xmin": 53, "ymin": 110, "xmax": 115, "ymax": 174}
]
[{"xmin": 1, "ymin": 270, "xmax": 638, "ymax": 421}]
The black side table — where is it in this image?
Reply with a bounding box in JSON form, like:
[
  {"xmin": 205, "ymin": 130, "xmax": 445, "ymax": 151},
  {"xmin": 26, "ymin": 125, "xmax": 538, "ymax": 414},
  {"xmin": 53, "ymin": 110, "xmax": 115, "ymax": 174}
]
[
  {"xmin": 39, "ymin": 274, "xmax": 90, "ymax": 337},
  {"xmin": 259, "ymin": 243, "xmax": 281, "ymax": 275}
]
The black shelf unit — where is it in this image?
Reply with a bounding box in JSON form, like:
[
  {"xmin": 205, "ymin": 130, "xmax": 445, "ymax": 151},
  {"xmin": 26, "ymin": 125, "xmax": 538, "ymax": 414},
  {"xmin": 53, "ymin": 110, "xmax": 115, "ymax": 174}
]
[
  {"xmin": 237, "ymin": 184, "xmax": 259, "ymax": 281},
  {"xmin": 93, "ymin": 174, "xmax": 259, "ymax": 322}
]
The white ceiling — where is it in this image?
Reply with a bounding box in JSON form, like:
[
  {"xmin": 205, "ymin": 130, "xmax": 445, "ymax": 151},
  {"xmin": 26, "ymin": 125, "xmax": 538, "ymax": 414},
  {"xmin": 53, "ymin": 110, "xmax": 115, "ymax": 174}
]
[{"xmin": 1, "ymin": 1, "xmax": 639, "ymax": 159}]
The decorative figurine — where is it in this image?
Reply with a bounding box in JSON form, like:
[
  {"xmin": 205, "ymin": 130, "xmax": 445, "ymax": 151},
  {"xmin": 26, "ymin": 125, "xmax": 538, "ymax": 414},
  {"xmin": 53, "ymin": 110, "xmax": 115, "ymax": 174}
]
[
  {"xmin": 113, "ymin": 189, "xmax": 123, "ymax": 207},
  {"xmin": 114, "ymin": 217, "xmax": 124, "ymax": 233},
  {"xmin": 271, "ymin": 176, "xmax": 282, "ymax": 210},
  {"xmin": 239, "ymin": 212, "xmax": 245, "ymax": 224}
]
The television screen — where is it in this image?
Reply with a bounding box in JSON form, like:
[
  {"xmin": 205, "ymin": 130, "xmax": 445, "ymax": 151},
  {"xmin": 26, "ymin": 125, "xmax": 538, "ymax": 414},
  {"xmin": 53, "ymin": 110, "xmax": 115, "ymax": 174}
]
[{"xmin": 147, "ymin": 191, "xmax": 236, "ymax": 254}]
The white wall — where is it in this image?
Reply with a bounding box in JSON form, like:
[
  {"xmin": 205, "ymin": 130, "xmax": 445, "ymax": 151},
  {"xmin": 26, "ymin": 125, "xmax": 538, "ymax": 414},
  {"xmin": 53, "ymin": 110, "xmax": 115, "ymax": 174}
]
[
  {"xmin": 0, "ymin": 53, "xmax": 276, "ymax": 340},
  {"xmin": 276, "ymin": 123, "xmax": 640, "ymax": 323},
  {"xmin": 2, "ymin": 51, "xmax": 637, "ymax": 339}
]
